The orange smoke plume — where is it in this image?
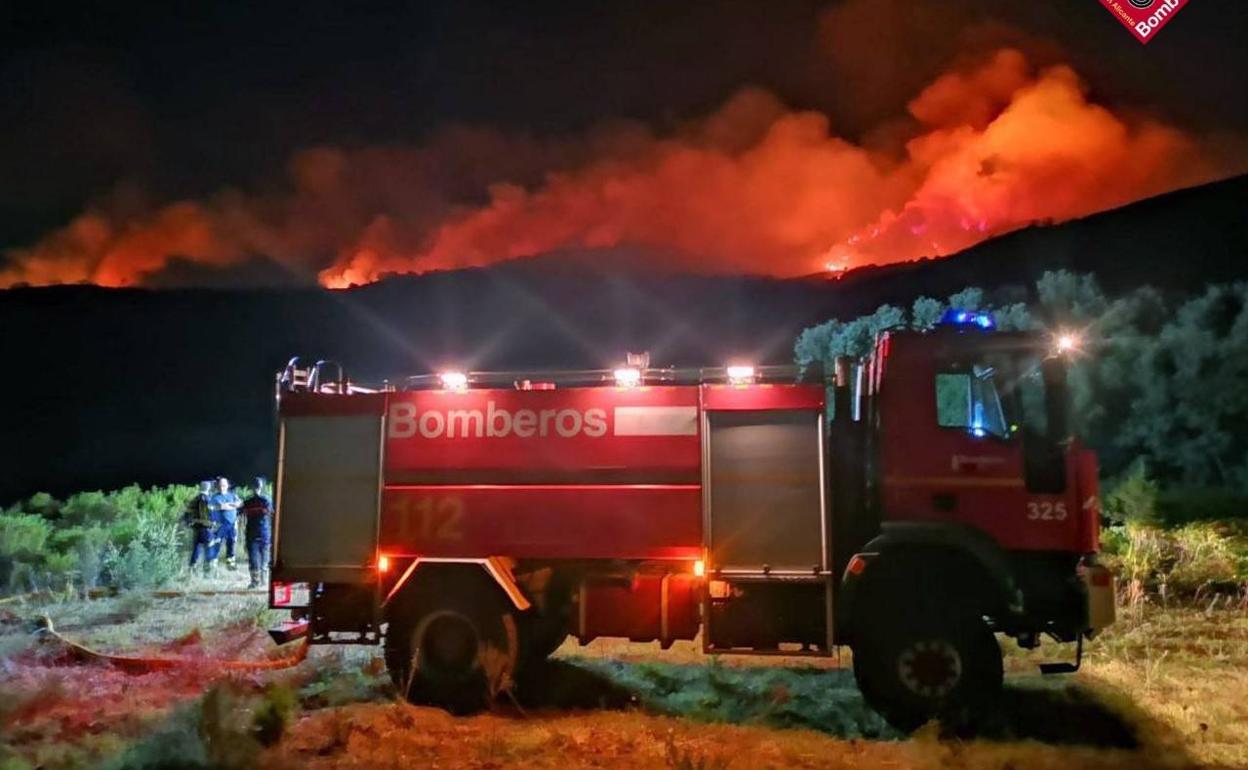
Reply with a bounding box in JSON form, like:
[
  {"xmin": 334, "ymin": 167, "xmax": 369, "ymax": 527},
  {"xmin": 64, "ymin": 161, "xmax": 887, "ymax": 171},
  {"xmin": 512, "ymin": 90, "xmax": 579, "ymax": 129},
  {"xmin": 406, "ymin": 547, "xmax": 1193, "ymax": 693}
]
[{"xmin": 0, "ymin": 48, "xmax": 1233, "ymax": 290}]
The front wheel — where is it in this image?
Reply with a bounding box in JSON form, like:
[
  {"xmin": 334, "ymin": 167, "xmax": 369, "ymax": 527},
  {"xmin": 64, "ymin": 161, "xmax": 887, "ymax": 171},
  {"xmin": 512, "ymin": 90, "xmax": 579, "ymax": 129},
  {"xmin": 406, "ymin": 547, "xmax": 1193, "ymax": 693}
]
[{"xmin": 852, "ymin": 613, "xmax": 1003, "ymax": 731}]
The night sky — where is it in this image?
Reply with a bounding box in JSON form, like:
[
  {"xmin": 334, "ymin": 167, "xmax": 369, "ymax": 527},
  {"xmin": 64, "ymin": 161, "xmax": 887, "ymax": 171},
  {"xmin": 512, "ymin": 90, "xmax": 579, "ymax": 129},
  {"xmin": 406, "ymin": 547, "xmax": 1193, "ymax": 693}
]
[{"xmin": 1, "ymin": 0, "xmax": 1245, "ymax": 281}]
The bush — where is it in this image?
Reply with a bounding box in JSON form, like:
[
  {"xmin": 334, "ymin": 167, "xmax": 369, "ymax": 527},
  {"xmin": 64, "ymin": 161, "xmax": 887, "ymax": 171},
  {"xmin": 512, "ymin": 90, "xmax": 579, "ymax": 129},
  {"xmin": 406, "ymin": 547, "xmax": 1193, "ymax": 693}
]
[
  {"xmin": 0, "ymin": 513, "xmax": 53, "ymax": 592},
  {"xmin": 0, "ymin": 484, "xmax": 199, "ymax": 594},
  {"xmin": 1100, "ymin": 521, "xmax": 1248, "ymax": 602},
  {"xmin": 1103, "ymin": 462, "xmax": 1162, "ymax": 526},
  {"xmin": 101, "ymin": 683, "xmax": 277, "ymax": 770}
]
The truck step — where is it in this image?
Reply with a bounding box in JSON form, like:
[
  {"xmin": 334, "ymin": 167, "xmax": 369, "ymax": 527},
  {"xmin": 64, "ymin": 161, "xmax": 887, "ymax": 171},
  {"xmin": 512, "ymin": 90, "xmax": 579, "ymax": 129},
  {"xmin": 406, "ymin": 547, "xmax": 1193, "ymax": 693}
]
[
  {"xmin": 1038, "ymin": 662, "xmax": 1079, "ymax": 675},
  {"xmin": 268, "ymin": 620, "xmax": 310, "ymax": 645}
]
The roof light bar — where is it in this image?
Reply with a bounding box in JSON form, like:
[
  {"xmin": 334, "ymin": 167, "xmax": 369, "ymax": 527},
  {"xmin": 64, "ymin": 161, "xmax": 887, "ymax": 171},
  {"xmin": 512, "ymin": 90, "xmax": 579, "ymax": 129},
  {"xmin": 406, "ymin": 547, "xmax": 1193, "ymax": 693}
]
[
  {"xmin": 939, "ymin": 308, "xmax": 996, "ymax": 330},
  {"xmin": 439, "ymin": 371, "xmax": 469, "ymax": 391}
]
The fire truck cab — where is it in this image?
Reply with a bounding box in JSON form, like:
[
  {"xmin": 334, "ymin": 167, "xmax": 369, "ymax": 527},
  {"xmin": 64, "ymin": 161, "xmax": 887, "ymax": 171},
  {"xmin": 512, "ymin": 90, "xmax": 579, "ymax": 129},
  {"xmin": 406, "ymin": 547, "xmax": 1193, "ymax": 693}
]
[{"xmin": 268, "ymin": 314, "xmax": 1114, "ymax": 730}]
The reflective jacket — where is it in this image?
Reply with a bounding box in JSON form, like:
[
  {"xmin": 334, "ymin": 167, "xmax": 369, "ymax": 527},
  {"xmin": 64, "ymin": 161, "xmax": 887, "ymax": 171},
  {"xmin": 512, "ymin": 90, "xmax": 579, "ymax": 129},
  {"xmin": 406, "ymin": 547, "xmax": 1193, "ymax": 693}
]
[{"xmin": 184, "ymin": 494, "xmax": 215, "ymax": 529}]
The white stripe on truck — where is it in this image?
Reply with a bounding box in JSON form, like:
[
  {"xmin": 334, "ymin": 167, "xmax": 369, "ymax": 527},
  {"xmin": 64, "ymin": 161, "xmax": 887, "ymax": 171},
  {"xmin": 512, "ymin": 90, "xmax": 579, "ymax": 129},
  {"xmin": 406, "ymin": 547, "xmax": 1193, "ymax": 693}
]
[{"xmin": 613, "ymin": 406, "xmax": 698, "ymax": 436}]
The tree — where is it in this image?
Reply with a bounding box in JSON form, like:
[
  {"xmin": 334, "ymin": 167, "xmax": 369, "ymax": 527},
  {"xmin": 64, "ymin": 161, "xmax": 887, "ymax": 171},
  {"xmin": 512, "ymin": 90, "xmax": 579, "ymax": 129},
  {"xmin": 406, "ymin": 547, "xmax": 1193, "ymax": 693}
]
[{"xmin": 794, "ymin": 271, "xmax": 1248, "ymax": 494}]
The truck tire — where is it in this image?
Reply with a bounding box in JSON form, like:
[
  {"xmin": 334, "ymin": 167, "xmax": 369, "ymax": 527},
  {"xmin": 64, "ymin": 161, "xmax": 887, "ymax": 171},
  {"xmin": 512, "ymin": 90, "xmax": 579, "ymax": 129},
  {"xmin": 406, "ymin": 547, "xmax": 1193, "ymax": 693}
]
[
  {"xmin": 385, "ymin": 577, "xmax": 519, "ymax": 714},
  {"xmin": 852, "ymin": 612, "xmax": 1002, "ymax": 732}
]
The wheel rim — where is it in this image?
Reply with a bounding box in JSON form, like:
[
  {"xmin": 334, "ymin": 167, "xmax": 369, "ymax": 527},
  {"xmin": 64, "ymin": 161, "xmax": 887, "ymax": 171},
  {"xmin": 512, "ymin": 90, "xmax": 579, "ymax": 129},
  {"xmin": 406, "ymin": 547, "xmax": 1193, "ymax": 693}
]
[
  {"xmin": 415, "ymin": 610, "xmax": 480, "ymax": 676},
  {"xmin": 897, "ymin": 639, "xmax": 963, "ymax": 698}
]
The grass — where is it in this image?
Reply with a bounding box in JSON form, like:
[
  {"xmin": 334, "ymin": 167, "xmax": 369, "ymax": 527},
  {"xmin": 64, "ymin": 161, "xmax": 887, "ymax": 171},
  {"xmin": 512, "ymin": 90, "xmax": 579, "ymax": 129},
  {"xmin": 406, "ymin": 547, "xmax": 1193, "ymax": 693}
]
[{"xmin": 0, "ymin": 573, "xmax": 1246, "ymax": 769}]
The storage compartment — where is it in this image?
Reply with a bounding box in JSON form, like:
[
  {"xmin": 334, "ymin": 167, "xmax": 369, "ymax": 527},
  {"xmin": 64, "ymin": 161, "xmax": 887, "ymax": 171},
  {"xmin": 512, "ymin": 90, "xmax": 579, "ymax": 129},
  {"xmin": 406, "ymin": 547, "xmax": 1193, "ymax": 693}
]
[
  {"xmin": 707, "ymin": 580, "xmax": 829, "ymax": 651},
  {"xmin": 575, "ymin": 572, "xmax": 699, "ymax": 646},
  {"xmin": 275, "ymin": 410, "xmax": 385, "ymax": 583},
  {"xmin": 705, "ymin": 409, "xmax": 826, "ymax": 573}
]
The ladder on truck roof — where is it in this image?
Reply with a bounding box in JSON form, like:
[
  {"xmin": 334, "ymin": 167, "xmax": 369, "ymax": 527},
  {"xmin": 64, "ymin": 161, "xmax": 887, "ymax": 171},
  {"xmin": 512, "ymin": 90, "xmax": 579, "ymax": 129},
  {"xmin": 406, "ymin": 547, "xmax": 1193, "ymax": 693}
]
[{"xmin": 277, "ymin": 357, "xmax": 381, "ymax": 395}]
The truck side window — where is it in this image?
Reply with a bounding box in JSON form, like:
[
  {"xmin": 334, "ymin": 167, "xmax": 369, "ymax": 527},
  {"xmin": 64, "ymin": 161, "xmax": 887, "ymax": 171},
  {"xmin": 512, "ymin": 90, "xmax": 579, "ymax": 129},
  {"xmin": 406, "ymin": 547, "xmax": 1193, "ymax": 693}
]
[
  {"xmin": 935, "ymin": 373, "xmax": 971, "ymax": 428},
  {"xmin": 934, "ymin": 368, "xmax": 1008, "ymax": 438}
]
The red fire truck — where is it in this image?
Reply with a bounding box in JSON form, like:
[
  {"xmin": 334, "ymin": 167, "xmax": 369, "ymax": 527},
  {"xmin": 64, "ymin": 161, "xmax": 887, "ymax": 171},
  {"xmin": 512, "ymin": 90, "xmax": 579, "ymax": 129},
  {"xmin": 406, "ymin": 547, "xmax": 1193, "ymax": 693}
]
[{"xmin": 268, "ymin": 313, "xmax": 1114, "ymax": 729}]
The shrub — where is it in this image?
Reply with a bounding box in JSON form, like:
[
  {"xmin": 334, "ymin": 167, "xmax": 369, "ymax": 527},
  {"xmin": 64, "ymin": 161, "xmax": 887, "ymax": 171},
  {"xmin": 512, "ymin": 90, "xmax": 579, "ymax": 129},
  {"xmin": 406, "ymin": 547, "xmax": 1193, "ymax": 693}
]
[
  {"xmin": 251, "ymin": 684, "xmax": 298, "ymax": 747},
  {"xmin": 0, "ymin": 513, "xmax": 53, "ymax": 591},
  {"xmin": 1100, "ymin": 521, "xmax": 1248, "ymax": 603},
  {"xmin": 1103, "ymin": 462, "xmax": 1162, "ymax": 526},
  {"xmin": 101, "ymin": 684, "xmax": 270, "ymax": 770},
  {"xmin": 0, "ymin": 483, "xmax": 200, "ymax": 595},
  {"xmin": 1168, "ymin": 523, "xmax": 1246, "ymax": 595}
]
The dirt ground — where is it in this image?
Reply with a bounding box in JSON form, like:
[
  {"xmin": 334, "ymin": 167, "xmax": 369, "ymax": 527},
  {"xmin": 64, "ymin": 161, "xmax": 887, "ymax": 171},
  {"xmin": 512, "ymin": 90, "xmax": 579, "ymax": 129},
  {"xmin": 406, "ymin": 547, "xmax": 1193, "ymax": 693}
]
[{"xmin": 1, "ymin": 578, "xmax": 1245, "ymax": 770}]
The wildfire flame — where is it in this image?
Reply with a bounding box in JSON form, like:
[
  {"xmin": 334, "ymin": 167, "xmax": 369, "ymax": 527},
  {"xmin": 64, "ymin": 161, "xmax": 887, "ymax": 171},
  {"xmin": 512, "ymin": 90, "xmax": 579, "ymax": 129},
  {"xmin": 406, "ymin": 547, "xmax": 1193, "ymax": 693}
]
[{"xmin": 0, "ymin": 48, "xmax": 1233, "ymax": 290}]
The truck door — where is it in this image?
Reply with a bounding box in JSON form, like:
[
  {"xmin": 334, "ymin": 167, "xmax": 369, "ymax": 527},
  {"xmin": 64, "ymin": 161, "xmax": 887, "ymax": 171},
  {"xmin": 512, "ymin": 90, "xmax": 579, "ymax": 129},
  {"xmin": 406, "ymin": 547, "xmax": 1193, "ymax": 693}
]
[
  {"xmin": 701, "ymin": 385, "xmax": 832, "ymax": 653},
  {"xmin": 877, "ymin": 335, "xmax": 1080, "ymax": 552},
  {"xmin": 273, "ymin": 394, "xmax": 387, "ymax": 584}
]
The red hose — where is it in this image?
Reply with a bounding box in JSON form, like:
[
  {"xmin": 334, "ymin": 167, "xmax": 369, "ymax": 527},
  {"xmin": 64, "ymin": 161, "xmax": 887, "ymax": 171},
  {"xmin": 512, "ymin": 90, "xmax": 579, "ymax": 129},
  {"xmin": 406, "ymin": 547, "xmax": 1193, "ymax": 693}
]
[
  {"xmin": 9, "ymin": 587, "xmax": 308, "ymax": 675},
  {"xmin": 37, "ymin": 627, "xmax": 309, "ymax": 674}
]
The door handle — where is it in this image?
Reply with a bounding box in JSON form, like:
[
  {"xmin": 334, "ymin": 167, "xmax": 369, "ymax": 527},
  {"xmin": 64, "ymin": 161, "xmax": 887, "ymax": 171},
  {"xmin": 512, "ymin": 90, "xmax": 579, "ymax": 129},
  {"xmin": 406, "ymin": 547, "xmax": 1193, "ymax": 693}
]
[{"xmin": 952, "ymin": 454, "xmax": 1006, "ymax": 473}]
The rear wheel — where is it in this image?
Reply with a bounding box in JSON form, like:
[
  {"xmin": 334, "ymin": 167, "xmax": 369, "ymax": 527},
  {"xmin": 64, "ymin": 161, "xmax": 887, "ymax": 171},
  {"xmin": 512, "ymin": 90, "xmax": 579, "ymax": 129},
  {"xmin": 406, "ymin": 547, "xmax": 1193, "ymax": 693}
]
[
  {"xmin": 384, "ymin": 575, "xmax": 519, "ymax": 714},
  {"xmin": 852, "ymin": 612, "xmax": 1002, "ymax": 731}
]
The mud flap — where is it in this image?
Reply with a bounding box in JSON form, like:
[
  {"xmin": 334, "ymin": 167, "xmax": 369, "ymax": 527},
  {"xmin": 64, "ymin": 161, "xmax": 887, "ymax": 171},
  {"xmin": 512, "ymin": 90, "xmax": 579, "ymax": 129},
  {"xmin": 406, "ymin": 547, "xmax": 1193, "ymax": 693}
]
[{"xmin": 1084, "ymin": 563, "xmax": 1116, "ymax": 634}]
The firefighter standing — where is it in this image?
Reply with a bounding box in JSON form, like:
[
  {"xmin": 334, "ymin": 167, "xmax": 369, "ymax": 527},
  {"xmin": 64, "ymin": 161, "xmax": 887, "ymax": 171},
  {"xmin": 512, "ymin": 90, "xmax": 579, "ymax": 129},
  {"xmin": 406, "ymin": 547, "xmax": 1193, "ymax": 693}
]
[
  {"xmin": 185, "ymin": 480, "xmax": 218, "ymax": 573},
  {"xmin": 242, "ymin": 476, "xmax": 272, "ymax": 588},
  {"xmin": 209, "ymin": 476, "xmax": 242, "ymax": 569}
]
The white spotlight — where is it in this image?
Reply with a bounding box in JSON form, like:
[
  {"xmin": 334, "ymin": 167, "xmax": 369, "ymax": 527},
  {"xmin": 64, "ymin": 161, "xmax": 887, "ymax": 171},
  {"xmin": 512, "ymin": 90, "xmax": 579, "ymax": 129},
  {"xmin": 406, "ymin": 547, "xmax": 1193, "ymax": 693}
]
[
  {"xmin": 613, "ymin": 367, "xmax": 642, "ymax": 388},
  {"xmin": 439, "ymin": 371, "xmax": 469, "ymax": 391},
  {"xmin": 726, "ymin": 365, "xmax": 756, "ymax": 385},
  {"xmin": 1055, "ymin": 331, "xmax": 1083, "ymax": 355}
]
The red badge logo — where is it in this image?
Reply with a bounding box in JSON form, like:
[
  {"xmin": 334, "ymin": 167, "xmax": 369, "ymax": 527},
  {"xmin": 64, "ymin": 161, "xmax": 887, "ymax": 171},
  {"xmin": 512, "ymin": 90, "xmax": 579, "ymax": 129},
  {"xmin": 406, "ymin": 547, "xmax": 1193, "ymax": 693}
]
[{"xmin": 1097, "ymin": 0, "xmax": 1189, "ymax": 44}]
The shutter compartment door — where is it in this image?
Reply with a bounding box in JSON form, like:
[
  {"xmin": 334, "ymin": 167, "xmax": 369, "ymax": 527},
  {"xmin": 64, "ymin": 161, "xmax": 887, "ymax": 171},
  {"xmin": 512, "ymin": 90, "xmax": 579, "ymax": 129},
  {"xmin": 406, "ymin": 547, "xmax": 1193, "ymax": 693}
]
[
  {"xmin": 706, "ymin": 409, "xmax": 826, "ymax": 573},
  {"xmin": 275, "ymin": 413, "xmax": 384, "ymax": 583}
]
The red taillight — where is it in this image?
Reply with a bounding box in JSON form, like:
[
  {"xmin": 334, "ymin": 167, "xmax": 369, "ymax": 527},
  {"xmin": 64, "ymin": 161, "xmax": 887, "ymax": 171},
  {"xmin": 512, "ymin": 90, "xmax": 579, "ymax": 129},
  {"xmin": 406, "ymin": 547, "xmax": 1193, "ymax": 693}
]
[
  {"xmin": 847, "ymin": 555, "xmax": 868, "ymax": 576},
  {"xmin": 378, "ymin": 554, "xmax": 392, "ymax": 573}
]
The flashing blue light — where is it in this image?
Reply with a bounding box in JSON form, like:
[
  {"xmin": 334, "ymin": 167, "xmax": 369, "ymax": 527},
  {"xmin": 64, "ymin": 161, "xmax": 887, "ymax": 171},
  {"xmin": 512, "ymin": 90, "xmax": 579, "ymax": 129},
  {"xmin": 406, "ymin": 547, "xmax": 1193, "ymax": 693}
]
[
  {"xmin": 970, "ymin": 427, "xmax": 987, "ymax": 438},
  {"xmin": 939, "ymin": 308, "xmax": 996, "ymax": 330}
]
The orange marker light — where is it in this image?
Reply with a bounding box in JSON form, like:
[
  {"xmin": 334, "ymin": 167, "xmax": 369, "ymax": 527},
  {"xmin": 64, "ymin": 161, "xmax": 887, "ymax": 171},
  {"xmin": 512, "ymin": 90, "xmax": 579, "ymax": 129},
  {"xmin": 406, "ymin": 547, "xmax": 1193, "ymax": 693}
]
[
  {"xmin": 693, "ymin": 559, "xmax": 706, "ymax": 577},
  {"xmin": 378, "ymin": 554, "xmax": 392, "ymax": 573}
]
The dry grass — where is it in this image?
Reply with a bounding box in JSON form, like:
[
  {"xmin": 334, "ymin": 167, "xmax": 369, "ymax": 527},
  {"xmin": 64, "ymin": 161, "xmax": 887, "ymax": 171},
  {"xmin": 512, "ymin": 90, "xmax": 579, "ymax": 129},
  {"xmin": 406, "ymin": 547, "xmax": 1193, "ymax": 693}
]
[
  {"xmin": 267, "ymin": 703, "xmax": 1154, "ymax": 770},
  {"xmin": 0, "ymin": 584, "xmax": 1244, "ymax": 769}
]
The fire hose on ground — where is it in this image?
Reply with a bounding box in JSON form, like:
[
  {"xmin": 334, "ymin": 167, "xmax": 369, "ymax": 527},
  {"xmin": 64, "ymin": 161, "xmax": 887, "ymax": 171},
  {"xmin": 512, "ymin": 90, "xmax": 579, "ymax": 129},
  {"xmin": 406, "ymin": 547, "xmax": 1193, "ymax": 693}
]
[{"xmin": 2, "ymin": 589, "xmax": 310, "ymax": 675}]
